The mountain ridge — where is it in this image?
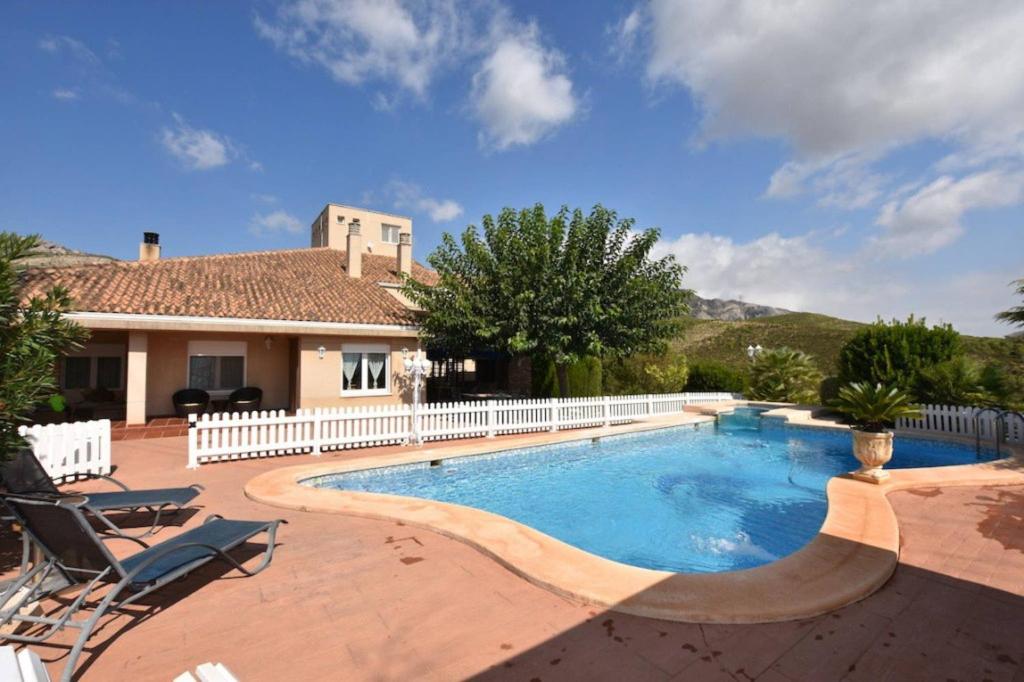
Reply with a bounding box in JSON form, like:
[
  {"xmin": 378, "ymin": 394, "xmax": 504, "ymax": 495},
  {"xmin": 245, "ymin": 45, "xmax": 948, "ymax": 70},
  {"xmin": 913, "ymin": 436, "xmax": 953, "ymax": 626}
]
[{"xmin": 689, "ymin": 295, "xmax": 791, "ymax": 321}]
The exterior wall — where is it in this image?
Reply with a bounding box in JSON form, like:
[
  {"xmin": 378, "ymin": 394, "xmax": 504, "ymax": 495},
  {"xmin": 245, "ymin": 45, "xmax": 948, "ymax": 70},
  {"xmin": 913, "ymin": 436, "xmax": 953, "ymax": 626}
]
[
  {"xmin": 144, "ymin": 331, "xmax": 293, "ymax": 416},
  {"xmin": 297, "ymin": 335, "xmax": 413, "ymax": 408},
  {"xmin": 59, "ymin": 326, "xmax": 420, "ymax": 418},
  {"xmin": 311, "ymin": 204, "xmax": 412, "ymax": 260}
]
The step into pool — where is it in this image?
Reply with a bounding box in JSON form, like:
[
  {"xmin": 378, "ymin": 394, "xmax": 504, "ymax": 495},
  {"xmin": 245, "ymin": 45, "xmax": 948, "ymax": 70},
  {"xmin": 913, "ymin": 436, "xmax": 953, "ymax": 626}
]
[{"xmin": 308, "ymin": 409, "xmax": 994, "ymax": 573}]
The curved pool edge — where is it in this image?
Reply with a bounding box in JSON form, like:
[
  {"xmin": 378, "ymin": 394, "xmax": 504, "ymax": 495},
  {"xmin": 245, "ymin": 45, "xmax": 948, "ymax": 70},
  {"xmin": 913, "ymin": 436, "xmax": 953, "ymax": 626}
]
[{"xmin": 244, "ymin": 421, "xmax": 1024, "ymax": 624}]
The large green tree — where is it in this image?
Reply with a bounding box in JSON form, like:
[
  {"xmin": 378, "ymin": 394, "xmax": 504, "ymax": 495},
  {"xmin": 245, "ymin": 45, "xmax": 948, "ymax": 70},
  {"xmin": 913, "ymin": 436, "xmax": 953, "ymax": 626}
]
[
  {"xmin": 0, "ymin": 234, "xmax": 88, "ymax": 457},
  {"xmin": 404, "ymin": 204, "xmax": 690, "ymax": 397},
  {"xmin": 996, "ymin": 278, "xmax": 1024, "ymax": 328}
]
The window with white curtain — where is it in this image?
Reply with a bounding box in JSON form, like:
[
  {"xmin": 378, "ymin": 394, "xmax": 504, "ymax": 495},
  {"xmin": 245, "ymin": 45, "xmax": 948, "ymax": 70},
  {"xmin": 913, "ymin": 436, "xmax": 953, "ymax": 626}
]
[
  {"xmin": 381, "ymin": 224, "xmax": 401, "ymax": 244},
  {"xmin": 341, "ymin": 344, "xmax": 390, "ymax": 396}
]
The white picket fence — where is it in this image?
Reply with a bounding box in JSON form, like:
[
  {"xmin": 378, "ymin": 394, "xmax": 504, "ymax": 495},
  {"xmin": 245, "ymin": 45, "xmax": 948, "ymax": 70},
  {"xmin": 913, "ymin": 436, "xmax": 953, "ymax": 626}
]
[
  {"xmin": 17, "ymin": 419, "xmax": 112, "ymax": 480},
  {"xmin": 187, "ymin": 392, "xmax": 736, "ymax": 467},
  {"xmin": 896, "ymin": 404, "xmax": 1024, "ymax": 446}
]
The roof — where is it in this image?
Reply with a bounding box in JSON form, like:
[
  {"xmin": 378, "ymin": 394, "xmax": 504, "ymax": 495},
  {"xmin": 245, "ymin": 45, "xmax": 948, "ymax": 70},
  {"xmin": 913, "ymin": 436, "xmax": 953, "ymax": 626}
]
[{"xmin": 20, "ymin": 247, "xmax": 437, "ymax": 327}]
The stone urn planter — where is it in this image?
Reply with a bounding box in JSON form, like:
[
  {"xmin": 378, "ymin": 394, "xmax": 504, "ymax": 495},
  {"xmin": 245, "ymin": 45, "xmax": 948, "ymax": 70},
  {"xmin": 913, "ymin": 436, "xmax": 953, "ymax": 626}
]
[{"xmin": 850, "ymin": 429, "xmax": 893, "ymax": 483}]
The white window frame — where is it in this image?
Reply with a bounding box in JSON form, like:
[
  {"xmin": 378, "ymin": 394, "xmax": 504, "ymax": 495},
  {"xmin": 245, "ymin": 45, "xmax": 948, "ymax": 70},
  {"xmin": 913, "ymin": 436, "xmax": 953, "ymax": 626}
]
[
  {"xmin": 61, "ymin": 344, "xmax": 126, "ymax": 391},
  {"xmin": 187, "ymin": 340, "xmax": 247, "ymax": 398},
  {"xmin": 381, "ymin": 224, "xmax": 401, "ymax": 245},
  {"xmin": 340, "ymin": 343, "xmax": 391, "ymax": 397}
]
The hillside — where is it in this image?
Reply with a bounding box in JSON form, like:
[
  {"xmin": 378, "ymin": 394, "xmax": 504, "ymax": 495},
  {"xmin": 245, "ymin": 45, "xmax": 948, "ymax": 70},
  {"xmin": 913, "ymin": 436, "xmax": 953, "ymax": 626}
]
[{"xmin": 674, "ymin": 312, "xmax": 1024, "ymax": 383}]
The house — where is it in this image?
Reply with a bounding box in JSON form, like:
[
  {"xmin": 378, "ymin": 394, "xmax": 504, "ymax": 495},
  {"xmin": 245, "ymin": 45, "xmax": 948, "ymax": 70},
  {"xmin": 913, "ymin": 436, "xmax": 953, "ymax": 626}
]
[{"xmin": 20, "ymin": 204, "xmax": 437, "ymax": 425}]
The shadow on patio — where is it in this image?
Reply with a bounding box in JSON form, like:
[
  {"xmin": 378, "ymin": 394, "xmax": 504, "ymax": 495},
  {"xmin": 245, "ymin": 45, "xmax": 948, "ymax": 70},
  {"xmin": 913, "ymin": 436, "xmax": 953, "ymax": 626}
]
[{"xmin": 464, "ymin": 488, "xmax": 1024, "ymax": 681}]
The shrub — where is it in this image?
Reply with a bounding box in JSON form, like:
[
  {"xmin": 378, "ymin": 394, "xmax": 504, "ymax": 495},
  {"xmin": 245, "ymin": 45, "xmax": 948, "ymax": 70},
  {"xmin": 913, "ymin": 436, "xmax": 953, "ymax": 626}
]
[
  {"xmin": 818, "ymin": 376, "xmax": 842, "ymax": 405},
  {"xmin": 1, "ymin": 233, "xmax": 89, "ymax": 456},
  {"xmin": 684, "ymin": 361, "xmax": 746, "ymax": 393},
  {"xmin": 832, "ymin": 382, "xmax": 921, "ymax": 432},
  {"xmin": 642, "ymin": 354, "xmax": 689, "ymax": 394},
  {"xmin": 837, "ymin": 316, "xmax": 961, "ymax": 394},
  {"xmin": 748, "ymin": 347, "xmax": 822, "ymax": 403},
  {"xmin": 603, "ymin": 353, "xmax": 688, "ymax": 395},
  {"xmin": 914, "ymin": 357, "xmax": 989, "ymax": 406},
  {"xmin": 978, "ymin": 362, "xmax": 1024, "ymax": 410},
  {"xmin": 532, "ymin": 356, "xmax": 603, "ymax": 397}
]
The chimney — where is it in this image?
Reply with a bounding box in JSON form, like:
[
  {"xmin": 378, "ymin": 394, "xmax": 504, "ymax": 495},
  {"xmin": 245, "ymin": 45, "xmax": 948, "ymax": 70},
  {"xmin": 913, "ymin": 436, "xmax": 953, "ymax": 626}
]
[
  {"xmin": 346, "ymin": 219, "xmax": 362, "ymax": 278},
  {"xmin": 139, "ymin": 232, "xmax": 160, "ymax": 262},
  {"xmin": 397, "ymin": 232, "xmax": 412, "ymax": 276}
]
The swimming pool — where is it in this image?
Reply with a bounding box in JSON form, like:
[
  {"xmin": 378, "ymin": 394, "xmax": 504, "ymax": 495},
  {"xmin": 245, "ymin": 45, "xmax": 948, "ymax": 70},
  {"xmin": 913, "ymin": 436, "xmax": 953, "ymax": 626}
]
[{"xmin": 308, "ymin": 409, "xmax": 994, "ymax": 573}]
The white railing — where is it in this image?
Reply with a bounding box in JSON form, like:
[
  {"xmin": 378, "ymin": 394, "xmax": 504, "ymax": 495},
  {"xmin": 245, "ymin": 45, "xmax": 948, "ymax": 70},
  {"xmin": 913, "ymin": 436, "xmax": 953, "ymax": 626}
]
[
  {"xmin": 18, "ymin": 419, "xmax": 112, "ymax": 480},
  {"xmin": 187, "ymin": 392, "xmax": 736, "ymax": 467},
  {"xmin": 896, "ymin": 404, "xmax": 1024, "ymax": 446}
]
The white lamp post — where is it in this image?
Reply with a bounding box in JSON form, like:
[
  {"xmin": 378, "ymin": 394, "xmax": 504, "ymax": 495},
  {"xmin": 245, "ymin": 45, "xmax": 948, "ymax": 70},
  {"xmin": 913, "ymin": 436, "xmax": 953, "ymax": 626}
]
[{"xmin": 402, "ymin": 347, "xmax": 430, "ymax": 444}]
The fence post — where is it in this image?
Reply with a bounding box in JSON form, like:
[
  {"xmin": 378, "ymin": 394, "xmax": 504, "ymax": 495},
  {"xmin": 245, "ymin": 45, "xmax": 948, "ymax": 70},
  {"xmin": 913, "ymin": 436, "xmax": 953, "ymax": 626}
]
[
  {"xmin": 99, "ymin": 419, "xmax": 112, "ymax": 475},
  {"xmin": 187, "ymin": 414, "xmax": 199, "ymax": 469},
  {"xmin": 646, "ymin": 394, "xmax": 654, "ymax": 417},
  {"xmin": 550, "ymin": 398, "xmax": 558, "ymax": 432},
  {"xmin": 486, "ymin": 400, "xmax": 496, "ymax": 438},
  {"xmin": 312, "ymin": 408, "xmax": 322, "ymax": 456},
  {"xmin": 603, "ymin": 395, "xmax": 611, "ymax": 427}
]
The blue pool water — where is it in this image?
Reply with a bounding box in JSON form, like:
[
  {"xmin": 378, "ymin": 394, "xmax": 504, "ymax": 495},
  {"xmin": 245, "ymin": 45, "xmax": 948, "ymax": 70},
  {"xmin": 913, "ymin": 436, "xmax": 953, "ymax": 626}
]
[{"xmin": 308, "ymin": 409, "xmax": 995, "ymax": 573}]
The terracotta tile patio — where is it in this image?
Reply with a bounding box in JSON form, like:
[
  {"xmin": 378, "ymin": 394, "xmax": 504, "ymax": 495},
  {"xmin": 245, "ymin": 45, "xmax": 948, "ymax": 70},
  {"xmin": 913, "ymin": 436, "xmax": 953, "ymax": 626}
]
[
  {"xmin": 109, "ymin": 417, "xmax": 190, "ymax": 441},
  {"xmin": 4, "ymin": 436, "xmax": 1024, "ymax": 681}
]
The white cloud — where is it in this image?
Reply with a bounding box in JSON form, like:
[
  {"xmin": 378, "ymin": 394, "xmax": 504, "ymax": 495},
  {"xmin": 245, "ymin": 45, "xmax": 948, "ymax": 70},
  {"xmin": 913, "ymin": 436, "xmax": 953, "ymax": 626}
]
[
  {"xmin": 254, "ymin": 0, "xmax": 473, "ymax": 98},
  {"xmin": 652, "ymin": 230, "xmax": 1017, "ymax": 336},
  {"xmin": 471, "ymin": 23, "xmax": 578, "ymax": 150},
  {"xmin": 159, "ymin": 115, "xmax": 233, "ymax": 170},
  {"xmin": 639, "ymin": 0, "xmax": 1024, "ymax": 157},
  {"xmin": 38, "ymin": 35, "xmax": 99, "ymax": 64},
  {"xmin": 251, "ymin": 193, "xmax": 279, "ymax": 204},
  {"xmin": 610, "ymin": 9, "xmax": 644, "ymax": 60},
  {"xmin": 249, "ymin": 210, "xmax": 304, "ymax": 236},
  {"xmin": 257, "ymin": 1, "xmax": 577, "ymax": 149},
  {"xmin": 159, "ymin": 115, "xmax": 260, "ymax": 172},
  {"xmin": 874, "ymin": 169, "xmax": 1024, "ymax": 255},
  {"xmin": 766, "ymin": 152, "xmax": 888, "ymax": 210},
  {"xmin": 626, "ymin": 0, "xmax": 1024, "ymax": 228},
  {"xmin": 653, "ymin": 231, "xmax": 869, "ymax": 312},
  {"xmin": 51, "ymin": 88, "xmax": 80, "ymax": 101},
  {"xmin": 419, "ymin": 198, "xmax": 463, "ymax": 222},
  {"xmin": 388, "ymin": 180, "xmax": 463, "ymax": 222},
  {"xmin": 38, "ymin": 34, "xmax": 140, "ymax": 107}
]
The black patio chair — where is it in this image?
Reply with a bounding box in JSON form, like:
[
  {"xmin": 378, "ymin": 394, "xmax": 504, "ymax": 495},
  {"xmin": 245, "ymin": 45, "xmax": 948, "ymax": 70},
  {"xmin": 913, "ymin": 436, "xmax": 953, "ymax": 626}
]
[
  {"xmin": 2, "ymin": 449, "xmax": 204, "ymax": 538},
  {"xmin": 0, "ymin": 493, "xmax": 284, "ymax": 682},
  {"xmin": 227, "ymin": 386, "xmax": 262, "ymax": 414},
  {"xmin": 172, "ymin": 388, "xmax": 210, "ymax": 419}
]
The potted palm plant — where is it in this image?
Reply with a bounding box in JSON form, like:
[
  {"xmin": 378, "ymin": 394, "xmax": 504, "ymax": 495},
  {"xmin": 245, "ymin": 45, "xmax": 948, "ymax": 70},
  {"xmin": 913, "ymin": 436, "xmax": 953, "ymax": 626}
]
[{"xmin": 832, "ymin": 382, "xmax": 921, "ymax": 482}]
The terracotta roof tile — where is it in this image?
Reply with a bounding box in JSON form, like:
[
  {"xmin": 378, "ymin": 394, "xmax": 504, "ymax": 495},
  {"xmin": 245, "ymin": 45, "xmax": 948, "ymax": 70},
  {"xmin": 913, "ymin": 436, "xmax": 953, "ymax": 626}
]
[{"xmin": 19, "ymin": 247, "xmax": 437, "ymax": 326}]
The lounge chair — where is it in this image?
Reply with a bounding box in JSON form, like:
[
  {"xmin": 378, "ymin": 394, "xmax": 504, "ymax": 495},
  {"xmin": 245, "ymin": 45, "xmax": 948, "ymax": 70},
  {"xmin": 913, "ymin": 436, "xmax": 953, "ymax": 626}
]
[
  {"xmin": 0, "ymin": 645, "xmax": 50, "ymax": 682},
  {"xmin": 0, "ymin": 494, "xmax": 284, "ymax": 682},
  {"xmin": 2, "ymin": 449, "xmax": 204, "ymax": 538}
]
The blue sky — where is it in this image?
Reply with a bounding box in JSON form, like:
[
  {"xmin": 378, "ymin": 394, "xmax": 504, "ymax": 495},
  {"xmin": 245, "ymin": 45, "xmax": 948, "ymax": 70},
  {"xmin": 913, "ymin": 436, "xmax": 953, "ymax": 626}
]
[{"xmin": 2, "ymin": 0, "xmax": 1022, "ymax": 336}]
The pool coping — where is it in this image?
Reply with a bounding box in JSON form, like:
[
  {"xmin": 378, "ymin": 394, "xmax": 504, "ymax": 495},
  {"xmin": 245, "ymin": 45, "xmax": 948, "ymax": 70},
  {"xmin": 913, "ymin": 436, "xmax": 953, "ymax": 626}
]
[{"xmin": 244, "ymin": 404, "xmax": 1024, "ymax": 624}]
